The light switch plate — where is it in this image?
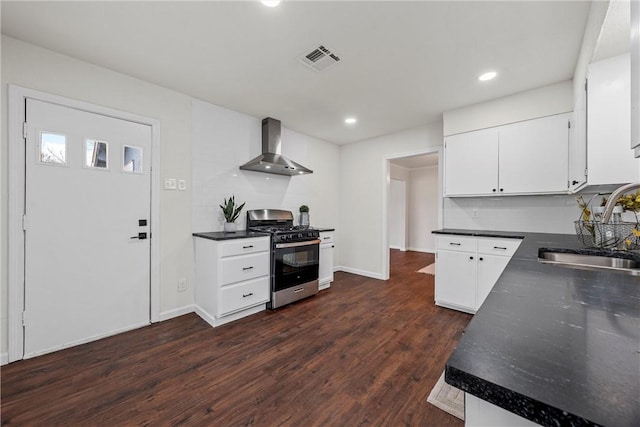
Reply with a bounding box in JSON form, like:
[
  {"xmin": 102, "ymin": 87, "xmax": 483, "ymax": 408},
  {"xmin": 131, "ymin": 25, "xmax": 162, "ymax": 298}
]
[
  {"xmin": 164, "ymin": 178, "xmax": 177, "ymax": 190},
  {"xmin": 178, "ymin": 179, "xmax": 187, "ymax": 191}
]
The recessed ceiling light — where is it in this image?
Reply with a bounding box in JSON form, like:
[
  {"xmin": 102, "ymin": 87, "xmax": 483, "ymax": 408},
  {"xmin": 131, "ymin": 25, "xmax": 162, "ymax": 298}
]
[
  {"xmin": 261, "ymin": 0, "xmax": 281, "ymax": 7},
  {"xmin": 345, "ymin": 117, "xmax": 357, "ymax": 124},
  {"xmin": 478, "ymin": 71, "xmax": 497, "ymax": 82}
]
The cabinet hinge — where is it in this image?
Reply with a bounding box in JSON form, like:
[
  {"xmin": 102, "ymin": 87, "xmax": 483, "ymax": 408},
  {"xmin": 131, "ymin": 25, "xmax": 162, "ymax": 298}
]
[
  {"xmin": 22, "ymin": 122, "xmax": 28, "ymax": 139},
  {"xmin": 584, "ymin": 168, "xmax": 588, "ymax": 177},
  {"xmin": 584, "ymin": 79, "xmax": 588, "ymax": 92},
  {"xmin": 568, "ymin": 121, "xmax": 571, "ymax": 129},
  {"xmin": 22, "ymin": 214, "xmax": 28, "ymax": 231},
  {"xmin": 22, "ymin": 311, "xmax": 26, "ymax": 327}
]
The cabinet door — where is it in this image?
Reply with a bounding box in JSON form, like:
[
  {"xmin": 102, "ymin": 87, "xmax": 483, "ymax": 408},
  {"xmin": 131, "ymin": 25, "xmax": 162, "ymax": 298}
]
[
  {"xmin": 632, "ymin": 0, "xmax": 640, "ymax": 151},
  {"xmin": 435, "ymin": 250, "xmax": 476, "ymax": 311},
  {"xmin": 499, "ymin": 113, "xmax": 570, "ymax": 194},
  {"xmin": 444, "ymin": 128, "xmax": 499, "ymax": 196},
  {"xmin": 587, "ymin": 54, "xmax": 638, "ymax": 185},
  {"xmin": 319, "ymin": 243, "xmax": 334, "ymax": 288},
  {"xmin": 476, "ymin": 254, "xmax": 510, "ymax": 310}
]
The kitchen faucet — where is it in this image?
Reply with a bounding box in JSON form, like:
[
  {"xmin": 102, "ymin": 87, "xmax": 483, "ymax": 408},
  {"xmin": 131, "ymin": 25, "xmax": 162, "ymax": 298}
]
[{"xmin": 601, "ymin": 182, "xmax": 640, "ymax": 223}]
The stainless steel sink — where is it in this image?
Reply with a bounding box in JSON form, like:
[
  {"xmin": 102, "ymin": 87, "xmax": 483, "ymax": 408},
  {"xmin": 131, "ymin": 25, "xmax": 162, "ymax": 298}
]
[{"xmin": 538, "ymin": 251, "xmax": 640, "ymax": 276}]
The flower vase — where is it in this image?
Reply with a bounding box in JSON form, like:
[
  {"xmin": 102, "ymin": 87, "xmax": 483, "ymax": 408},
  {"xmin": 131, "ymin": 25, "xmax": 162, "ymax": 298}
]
[{"xmin": 300, "ymin": 212, "xmax": 310, "ymax": 228}]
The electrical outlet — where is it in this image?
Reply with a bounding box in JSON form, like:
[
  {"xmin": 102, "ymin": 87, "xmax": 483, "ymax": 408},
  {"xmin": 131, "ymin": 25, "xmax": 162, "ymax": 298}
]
[
  {"xmin": 164, "ymin": 178, "xmax": 177, "ymax": 190},
  {"xmin": 178, "ymin": 278, "xmax": 187, "ymax": 292},
  {"xmin": 178, "ymin": 179, "xmax": 187, "ymax": 191},
  {"xmin": 472, "ymin": 208, "xmax": 479, "ymax": 219}
]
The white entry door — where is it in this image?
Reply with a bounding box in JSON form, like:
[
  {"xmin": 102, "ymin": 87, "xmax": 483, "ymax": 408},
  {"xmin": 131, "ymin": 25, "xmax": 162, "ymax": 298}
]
[{"xmin": 23, "ymin": 98, "xmax": 152, "ymax": 358}]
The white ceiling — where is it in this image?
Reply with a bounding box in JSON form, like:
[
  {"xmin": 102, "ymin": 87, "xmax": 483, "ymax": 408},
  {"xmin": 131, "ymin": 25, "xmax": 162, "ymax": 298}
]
[{"xmin": 1, "ymin": 1, "xmax": 592, "ymax": 144}]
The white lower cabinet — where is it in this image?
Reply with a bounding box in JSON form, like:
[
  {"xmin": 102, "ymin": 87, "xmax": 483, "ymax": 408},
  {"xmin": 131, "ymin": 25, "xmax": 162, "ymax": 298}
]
[
  {"xmin": 435, "ymin": 235, "xmax": 521, "ymax": 313},
  {"xmin": 466, "ymin": 394, "xmax": 541, "ymax": 427},
  {"xmin": 319, "ymin": 231, "xmax": 335, "ymax": 290},
  {"xmin": 435, "ymin": 250, "xmax": 477, "ymax": 311},
  {"xmin": 194, "ymin": 236, "xmax": 271, "ymax": 327}
]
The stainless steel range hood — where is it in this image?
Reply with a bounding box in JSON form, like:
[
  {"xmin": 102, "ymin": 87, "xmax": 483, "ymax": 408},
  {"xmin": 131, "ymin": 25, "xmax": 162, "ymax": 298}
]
[{"xmin": 240, "ymin": 117, "xmax": 313, "ymax": 176}]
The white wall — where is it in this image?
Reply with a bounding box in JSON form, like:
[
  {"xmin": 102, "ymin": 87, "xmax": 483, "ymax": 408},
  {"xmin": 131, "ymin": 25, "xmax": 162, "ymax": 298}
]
[
  {"xmin": 388, "ymin": 179, "xmax": 407, "ymax": 250},
  {"xmin": 573, "ymin": 1, "xmax": 610, "ymax": 108},
  {"xmin": 191, "ymin": 99, "xmax": 340, "ymax": 235},
  {"xmin": 443, "ymin": 80, "xmax": 573, "ymax": 136},
  {"xmin": 1, "ymin": 36, "xmax": 194, "ymax": 356},
  {"xmin": 408, "ymin": 166, "xmax": 438, "ymax": 252},
  {"xmin": 339, "ymin": 123, "xmax": 443, "ymax": 278},
  {"xmin": 442, "ymin": 80, "xmax": 583, "ymax": 234}
]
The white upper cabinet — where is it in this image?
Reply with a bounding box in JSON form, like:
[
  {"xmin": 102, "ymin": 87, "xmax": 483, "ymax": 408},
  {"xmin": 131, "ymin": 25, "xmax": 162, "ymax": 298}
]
[
  {"xmin": 587, "ymin": 54, "xmax": 638, "ymax": 184},
  {"xmin": 587, "ymin": 53, "xmax": 639, "ymax": 185},
  {"xmin": 499, "ymin": 114, "xmax": 570, "ymax": 194},
  {"xmin": 631, "ymin": 0, "xmax": 639, "ymax": 153},
  {"xmin": 444, "ymin": 128, "xmax": 499, "ymax": 196},
  {"xmin": 444, "ymin": 113, "xmax": 571, "ymax": 197}
]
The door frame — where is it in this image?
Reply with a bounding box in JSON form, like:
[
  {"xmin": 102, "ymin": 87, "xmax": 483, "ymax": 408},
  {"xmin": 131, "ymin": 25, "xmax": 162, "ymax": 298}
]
[
  {"xmin": 7, "ymin": 85, "xmax": 161, "ymax": 363},
  {"xmin": 381, "ymin": 147, "xmax": 443, "ymax": 280}
]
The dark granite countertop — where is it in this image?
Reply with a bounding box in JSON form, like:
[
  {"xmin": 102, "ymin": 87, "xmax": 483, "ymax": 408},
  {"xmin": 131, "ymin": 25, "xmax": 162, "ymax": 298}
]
[
  {"xmin": 437, "ymin": 230, "xmax": 640, "ymax": 427},
  {"xmin": 313, "ymin": 227, "xmax": 335, "ymax": 232},
  {"xmin": 433, "ymin": 228, "xmax": 525, "ymax": 239},
  {"xmin": 192, "ymin": 230, "xmax": 269, "ymax": 241}
]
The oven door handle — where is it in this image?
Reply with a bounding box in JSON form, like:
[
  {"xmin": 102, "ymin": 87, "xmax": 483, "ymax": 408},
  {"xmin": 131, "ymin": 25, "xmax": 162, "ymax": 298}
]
[{"xmin": 275, "ymin": 239, "xmax": 321, "ymax": 249}]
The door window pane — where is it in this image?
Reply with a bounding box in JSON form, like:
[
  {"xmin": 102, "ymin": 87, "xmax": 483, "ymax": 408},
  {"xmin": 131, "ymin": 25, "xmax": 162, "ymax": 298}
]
[
  {"xmin": 123, "ymin": 145, "xmax": 143, "ymax": 173},
  {"xmin": 85, "ymin": 140, "xmax": 108, "ymax": 169},
  {"xmin": 40, "ymin": 132, "xmax": 67, "ymax": 165}
]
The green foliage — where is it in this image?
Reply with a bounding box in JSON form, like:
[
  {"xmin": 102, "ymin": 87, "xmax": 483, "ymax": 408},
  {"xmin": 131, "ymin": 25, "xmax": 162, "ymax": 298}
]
[
  {"xmin": 220, "ymin": 195, "xmax": 246, "ymax": 223},
  {"xmin": 299, "ymin": 205, "xmax": 309, "ymax": 213}
]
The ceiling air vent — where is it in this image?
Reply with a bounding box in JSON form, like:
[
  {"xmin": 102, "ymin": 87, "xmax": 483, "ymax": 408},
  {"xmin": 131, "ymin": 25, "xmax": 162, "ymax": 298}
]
[{"xmin": 298, "ymin": 45, "xmax": 341, "ymax": 72}]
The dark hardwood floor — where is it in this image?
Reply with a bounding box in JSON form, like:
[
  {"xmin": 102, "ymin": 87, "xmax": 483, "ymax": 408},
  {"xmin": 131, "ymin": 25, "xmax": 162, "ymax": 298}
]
[{"xmin": 1, "ymin": 250, "xmax": 472, "ymax": 426}]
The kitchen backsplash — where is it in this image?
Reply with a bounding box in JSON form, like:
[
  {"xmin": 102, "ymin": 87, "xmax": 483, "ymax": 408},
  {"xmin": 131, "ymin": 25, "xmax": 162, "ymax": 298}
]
[
  {"xmin": 443, "ymin": 193, "xmax": 601, "ymax": 234},
  {"xmin": 191, "ymin": 99, "xmax": 340, "ymax": 233}
]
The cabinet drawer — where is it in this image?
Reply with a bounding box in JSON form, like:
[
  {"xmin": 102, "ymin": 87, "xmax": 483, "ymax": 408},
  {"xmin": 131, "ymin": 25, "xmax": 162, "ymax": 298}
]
[
  {"xmin": 219, "ymin": 276, "xmax": 269, "ymax": 316},
  {"xmin": 219, "ymin": 237, "xmax": 270, "ymax": 258},
  {"xmin": 320, "ymin": 232, "xmax": 334, "ymax": 245},
  {"xmin": 219, "ymin": 252, "xmax": 270, "ymax": 286},
  {"xmin": 437, "ymin": 235, "xmax": 477, "ymax": 252},
  {"xmin": 477, "ymin": 238, "xmax": 521, "ymax": 257}
]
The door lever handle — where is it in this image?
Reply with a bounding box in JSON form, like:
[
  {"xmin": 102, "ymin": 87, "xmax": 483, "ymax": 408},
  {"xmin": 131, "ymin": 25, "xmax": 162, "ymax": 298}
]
[{"xmin": 130, "ymin": 232, "xmax": 148, "ymax": 240}]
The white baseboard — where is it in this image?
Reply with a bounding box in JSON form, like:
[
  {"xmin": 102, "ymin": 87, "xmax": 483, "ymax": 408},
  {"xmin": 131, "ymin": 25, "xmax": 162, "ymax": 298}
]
[
  {"xmin": 194, "ymin": 304, "xmax": 266, "ymax": 328},
  {"xmin": 408, "ymin": 247, "xmax": 436, "ymax": 254},
  {"xmin": 1, "ymin": 352, "xmax": 8, "ymax": 366},
  {"xmin": 157, "ymin": 305, "xmax": 195, "ymax": 322},
  {"xmin": 389, "ymin": 245, "xmax": 407, "ymax": 251},
  {"xmin": 335, "ymin": 265, "xmax": 384, "ymax": 280},
  {"xmin": 194, "ymin": 305, "xmax": 217, "ymax": 328}
]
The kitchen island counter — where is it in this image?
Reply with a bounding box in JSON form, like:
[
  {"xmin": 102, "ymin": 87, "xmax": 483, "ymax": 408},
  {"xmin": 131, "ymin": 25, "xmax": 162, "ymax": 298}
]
[{"xmin": 435, "ymin": 229, "xmax": 640, "ymax": 426}]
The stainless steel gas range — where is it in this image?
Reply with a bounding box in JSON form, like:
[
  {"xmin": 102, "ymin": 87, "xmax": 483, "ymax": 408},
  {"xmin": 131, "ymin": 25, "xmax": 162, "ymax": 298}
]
[{"xmin": 246, "ymin": 209, "xmax": 320, "ymax": 309}]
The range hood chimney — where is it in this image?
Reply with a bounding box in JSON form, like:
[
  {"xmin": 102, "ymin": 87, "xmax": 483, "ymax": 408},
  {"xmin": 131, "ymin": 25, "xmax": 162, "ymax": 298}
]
[{"xmin": 239, "ymin": 117, "xmax": 313, "ymax": 176}]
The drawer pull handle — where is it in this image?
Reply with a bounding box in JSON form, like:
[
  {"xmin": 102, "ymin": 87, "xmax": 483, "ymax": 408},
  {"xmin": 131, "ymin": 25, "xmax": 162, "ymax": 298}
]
[
  {"xmin": 293, "ymin": 287, "xmax": 305, "ymax": 293},
  {"xmin": 494, "ymin": 246, "xmax": 507, "ymax": 250},
  {"xmin": 449, "ymin": 242, "xmax": 461, "ymax": 246},
  {"xmin": 242, "ymin": 266, "xmax": 254, "ymax": 271},
  {"xmin": 479, "ymin": 257, "xmax": 484, "ymax": 261},
  {"xmin": 243, "ymin": 245, "xmax": 254, "ymax": 249},
  {"xmin": 242, "ymin": 292, "xmax": 253, "ymax": 298},
  {"xmin": 469, "ymin": 256, "xmax": 474, "ymax": 260}
]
